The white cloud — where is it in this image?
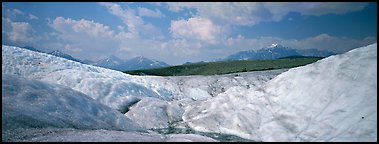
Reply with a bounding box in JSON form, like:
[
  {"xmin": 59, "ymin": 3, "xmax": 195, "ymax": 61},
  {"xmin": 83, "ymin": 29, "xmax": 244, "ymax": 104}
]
[
  {"xmin": 28, "ymin": 14, "xmax": 39, "ymax": 20},
  {"xmin": 165, "ymin": 2, "xmax": 195, "ymax": 12},
  {"xmin": 2, "ymin": 17, "xmax": 35, "ymax": 44},
  {"xmin": 4, "ymin": 8, "xmax": 24, "ymax": 19},
  {"xmin": 117, "ymin": 25, "xmax": 124, "ymax": 30},
  {"xmin": 137, "ymin": 7, "xmax": 164, "ymax": 18},
  {"xmin": 47, "ymin": 17, "xmax": 120, "ymax": 60},
  {"xmin": 170, "ymin": 17, "xmax": 224, "ymax": 44},
  {"xmin": 2, "ymin": 17, "xmax": 11, "ymax": 33},
  {"xmin": 98, "ymin": 2, "xmax": 163, "ymax": 39},
  {"xmin": 46, "ymin": 16, "xmax": 166, "ymax": 62},
  {"xmin": 2, "ymin": 8, "xmax": 43, "ymax": 46},
  {"xmin": 9, "ymin": 22, "xmax": 33, "ymax": 43},
  {"xmin": 98, "ymin": 2, "xmax": 141, "ymax": 34},
  {"xmin": 42, "ymin": 15, "xmax": 375, "ymax": 65},
  {"xmin": 3, "ymin": 2, "xmax": 374, "ymax": 66},
  {"xmin": 50, "ymin": 17, "xmax": 115, "ymax": 39},
  {"xmin": 165, "ymin": 2, "xmax": 369, "ymax": 26}
]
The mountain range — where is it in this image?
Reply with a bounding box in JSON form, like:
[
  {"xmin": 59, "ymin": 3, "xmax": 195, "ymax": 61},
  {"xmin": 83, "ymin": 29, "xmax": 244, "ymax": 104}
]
[
  {"xmin": 91, "ymin": 55, "xmax": 170, "ymax": 71},
  {"xmin": 19, "ymin": 46, "xmax": 170, "ymax": 71},
  {"xmin": 222, "ymin": 44, "xmax": 336, "ymax": 61},
  {"xmin": 20, "ymin": 44, "xmax": 334, "ymax": 71}
]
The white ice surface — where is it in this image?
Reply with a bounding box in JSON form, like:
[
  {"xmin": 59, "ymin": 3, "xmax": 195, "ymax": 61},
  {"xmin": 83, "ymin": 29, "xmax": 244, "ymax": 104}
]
[
  {"xmin": 1, "ymin": 73, "xmax": 216, "ymax": 142},
  {"xmin": 262, "ymin": 43, "xmax": 377, "ymax": 141},
  {"xmin": 2, "ymin": 74, "xmax": 145, "ymax": 132},
  {"xmin": 2, "ymin": 45, "xmax": 174, "ymax": 112},
  {"xmin": 183, "ymin": 86, "xmax": 270, "ymax": 140},
  {"xmin": 182, "ymin": 43, "xmax": 377, "ymax": 141},
  {"xmin": 2, "ymin": 43, "xmax": 377, "ymax": 141},
  {"xmin": 125, "ymin": 97, "xmax": 184, "ymax": 129},
  {"xmin": 3, "ymin": 128, "xmax": 217, "ymax": 142},
  {"xmin": 2, "ymin": 45, "xmax": 284, "ymax": 112}
]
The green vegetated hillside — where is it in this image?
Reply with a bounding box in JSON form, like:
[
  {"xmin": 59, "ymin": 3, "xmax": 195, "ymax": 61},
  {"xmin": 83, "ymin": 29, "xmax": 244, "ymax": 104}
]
[{"xmin": 123, "ymin": 57, "xmax": 323, "ymax": 76}]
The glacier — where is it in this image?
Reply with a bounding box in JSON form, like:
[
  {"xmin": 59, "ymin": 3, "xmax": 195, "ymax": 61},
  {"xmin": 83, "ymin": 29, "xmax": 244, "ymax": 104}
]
[
  {"xmin": 2, "ymin": 43, "xmax": 377, "ymax": 141},
  {"xmin": 1, "ymin": 69, "xmax": 216, "ymax": 142},
  {"xmin": 2, "ymin": 74, "xmax": 145, "ymax": 139}
]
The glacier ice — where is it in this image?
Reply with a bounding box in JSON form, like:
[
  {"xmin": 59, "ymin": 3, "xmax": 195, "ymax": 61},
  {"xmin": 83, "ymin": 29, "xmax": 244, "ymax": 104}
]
[{"xmin": 2, "ymin": 43, "xmax": 377, "ymax": 141}]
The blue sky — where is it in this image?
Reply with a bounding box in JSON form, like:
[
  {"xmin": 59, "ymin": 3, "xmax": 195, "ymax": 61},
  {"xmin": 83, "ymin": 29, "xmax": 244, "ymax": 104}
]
[{"xmin": 2, "ymin": 2, "xmax": 377, "ymax": 65}]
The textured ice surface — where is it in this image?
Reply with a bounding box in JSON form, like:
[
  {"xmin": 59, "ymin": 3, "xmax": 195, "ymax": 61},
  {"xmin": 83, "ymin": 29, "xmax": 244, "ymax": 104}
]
[
  {"xmin": 2, "ymin": 43, "xmax": 377, "ymax": 141},
  {"xmin": 2, "ymin": 45, "xmax": 286, "ymax": 112},
  {"xmin": 2, "ymin": 74, "xmax": 145, "ymax": 133},
  {"xmin": 262, "ymin": 43, "xmax": 377, "ymax": 141},
  {"xmin": 125, "ymin": 97, "xmax": 184, "ymax": 129},
  {"xmin": 182, "ymin": 43, "xmax": 377, "ymax": 141},
  {"xmin": 2, "ymin": 128, "xmax": 217, "ymax": 142}
]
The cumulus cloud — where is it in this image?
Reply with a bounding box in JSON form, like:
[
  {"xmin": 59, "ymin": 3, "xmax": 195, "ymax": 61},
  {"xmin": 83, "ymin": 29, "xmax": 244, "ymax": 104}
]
[
  {"xmin": 46, "ymin": 16, "xmax": 167, "ymax": 62},
  {"xmin": 44, "ymin": 16, "xmax": 375, "ymax": 65},
  {"xmin": 2, "ymin": 17, "xmax": 35, "ymax": 44},
  {"xmin": 2, "ymin": 2, "xmax": 374, "ymax": 66},
  {"xmin": 165, "ymin": 2, "xmax": 369, "ymax": 26},
  {"xmin": 98, "ymin": 2, "xmax": 164, "ymax": 39},
  {"xmin": 43, "ymin": 15, "xmax": 375, "ymax": 65},
  {"xmin": 47, "ymin": 17, "xmax": 120, "ymax": 60},
  {"xmin": 4, "ymin": 8, "xmax": 24, "ymax": 19},
  {"xmin": 137, "ymin": 7, "xmax": 164, "ymax": 18},
  {"xmin": 98, "ymin": 2, "xmax": 142, "ymax": 34},
  {"xmin": 2, "ymin": 7, "xmax": 42, "ymax": 46},
  {"xmin": 50, "ymin": 17, "xmax": 115, "ymax": 39},
  {"xmin": 117, "ymin": 25, "xmax": 125, "ymax": 30},
  {"xmin": 170, "ymin": 17, "xmax": 224, "ymax": 44},
  {"xmin": 166, "ymin": 2, "xmax": 263, "ymax": 26},
  {"xmin": 163, "ymin": 2, "xmax": 370, "ymax": 48},
  {"xmin": 9, "ymin": 22, "xmax": 34, "ymax": 43}
]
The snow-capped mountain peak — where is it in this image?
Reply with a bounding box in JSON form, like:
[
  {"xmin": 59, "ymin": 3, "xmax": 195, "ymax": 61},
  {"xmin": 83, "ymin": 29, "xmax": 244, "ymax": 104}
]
[
  {"xmin": 92, "ymin": 55, "xmax": 124, "ymax": 69},
  {"xmin": 90, "ymin": 55, "xmax": 169, "ymax": 71},
  {"xmin": 264, "ymin": 44, "xmax": 288, "ymax": 49},
  {"xmin": 133, "ymin": 56, "xmax": 147, "ymax": 64},
  {"xmin": 268, "ymin": 43, "xmax": 279, "ymax": 48},
  {"xmin": 105, "ymin": 55, "xmax": 123, "ymax": 64},
  {"xmin": 117, "ymin": 56, "xmax": 170, "ymax": 71},
  {"xmin": 222, "ymin": 44, "xmax": 335, "ymax": 61}
]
